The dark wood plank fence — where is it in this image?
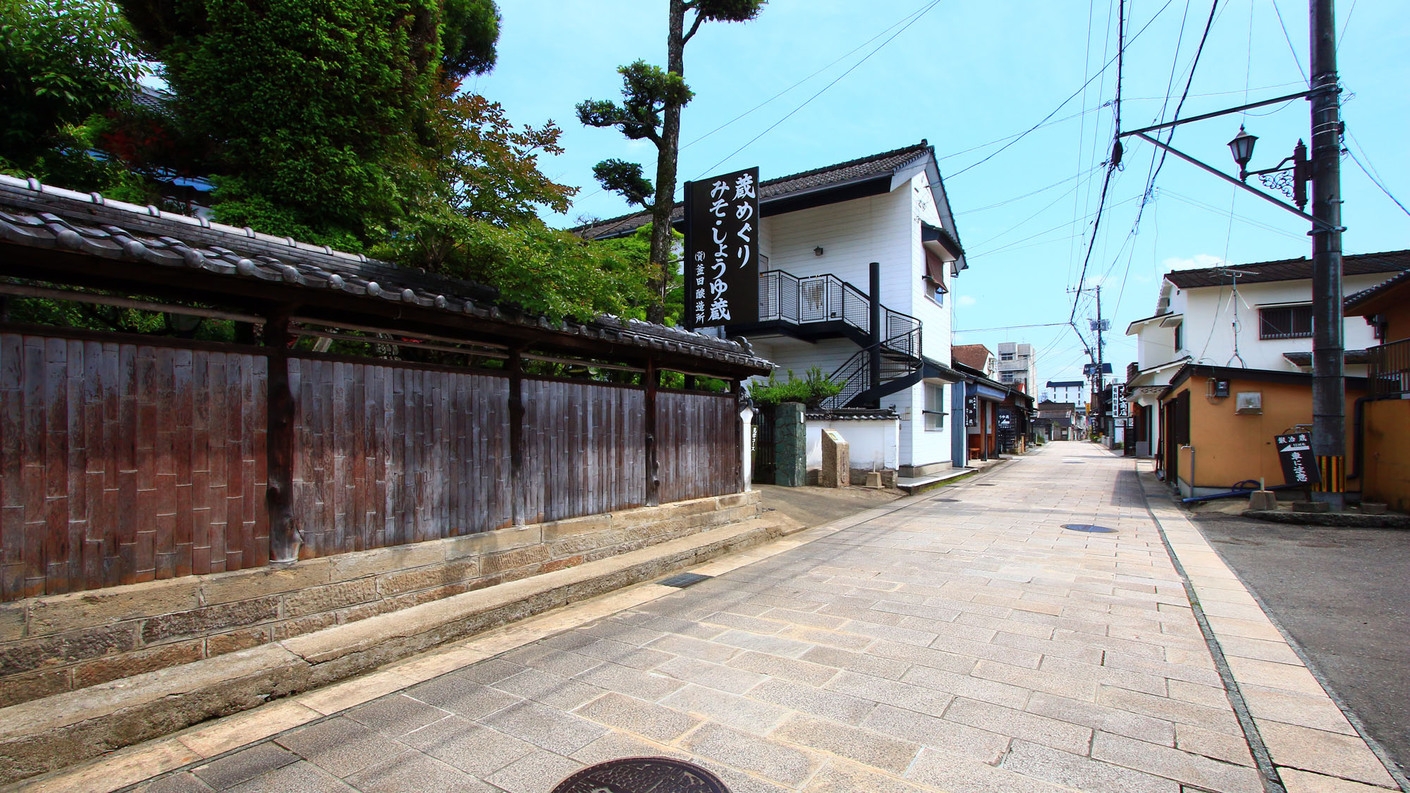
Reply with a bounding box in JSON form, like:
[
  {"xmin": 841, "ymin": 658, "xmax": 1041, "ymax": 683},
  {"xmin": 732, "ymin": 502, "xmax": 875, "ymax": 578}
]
[
  {"xmin": 0, "ymin": 331, "xmax": 268, "ymax": 601},
  {"xmin": 657, "ymin": 391, "xmax": 740, "ymax": 503},
  {"xmin": 289, "ymin": 357, "xmax": 513, "ymax": 557},
  {"xmin": 2, "ymin": 331, "xmax": 744, "ymax": 600},
  {"xmin": 521, "ymin": 378, "xmax": 646, "ymax": 524}
]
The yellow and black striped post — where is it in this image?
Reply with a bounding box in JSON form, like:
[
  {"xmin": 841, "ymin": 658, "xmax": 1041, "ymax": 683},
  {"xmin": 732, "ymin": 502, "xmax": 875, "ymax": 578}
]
[{"xmin": 1313, "ymin": 456, "xmax": 1345, "ymax": 493}]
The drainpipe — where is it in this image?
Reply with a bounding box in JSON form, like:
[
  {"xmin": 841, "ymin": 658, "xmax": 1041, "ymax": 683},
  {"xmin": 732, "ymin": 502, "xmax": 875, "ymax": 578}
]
[
  {"xmin": 868, "ymin": 261, "xmax": 881, "ymax": 404},
  {"xmin": 1348, "ymin": 392, "xmax": 1408, "ymax": 485}
]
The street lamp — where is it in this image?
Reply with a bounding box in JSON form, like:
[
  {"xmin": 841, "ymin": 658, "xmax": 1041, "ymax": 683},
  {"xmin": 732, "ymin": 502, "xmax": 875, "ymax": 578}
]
[
  {"xmin": 1226, "ymin": 124, "xmax": 1309, "ymax": 210},
  {"xmin": 1227, "ymin": 125, "xmax": 1257, "ymax": 181}
]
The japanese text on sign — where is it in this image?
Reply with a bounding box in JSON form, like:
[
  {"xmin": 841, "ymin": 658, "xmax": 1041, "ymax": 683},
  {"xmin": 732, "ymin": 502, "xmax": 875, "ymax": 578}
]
[{"xmin": 684, "ymin": 167, "xmax": 760, "ymax": 329}]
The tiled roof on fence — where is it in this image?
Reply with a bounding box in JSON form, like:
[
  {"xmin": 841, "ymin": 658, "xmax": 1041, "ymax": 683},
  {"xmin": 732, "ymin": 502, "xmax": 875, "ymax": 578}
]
[
  {"xmin": 0, "ymin": 175, "xmax": 773, "ymax": 374},
  {"xmin": 1164, "ymin": 249, "xmax": 1410, "ymax": 289}
]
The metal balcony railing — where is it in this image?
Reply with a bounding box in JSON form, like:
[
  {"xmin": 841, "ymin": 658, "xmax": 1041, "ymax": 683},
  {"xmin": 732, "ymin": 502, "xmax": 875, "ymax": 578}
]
[
  {"xmin": 758, "ymin": 270, "xmax": 872, "ymax": 335},
  {"xmin": 1367, "ymin": 337, "xmax": 1410, "ymax": 398}
]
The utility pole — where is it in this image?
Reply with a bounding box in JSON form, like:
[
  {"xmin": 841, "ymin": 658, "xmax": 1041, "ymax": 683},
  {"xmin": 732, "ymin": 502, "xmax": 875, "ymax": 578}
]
[
  {"xmin": 1309, "ymin": 0, "xmax": 1345, "ymax": 507},
  {"xmin": 1070, "ymin": 283, "xmax": 1107, "ymax": 440}
]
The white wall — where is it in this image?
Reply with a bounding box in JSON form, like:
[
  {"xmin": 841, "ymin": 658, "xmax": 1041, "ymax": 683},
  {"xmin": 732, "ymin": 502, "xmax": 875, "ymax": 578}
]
[
  {"xmin": 806, "ymin": 418, "xmax": 899, "ymax": 471},
  {"xmin": 1163, "ymin": 275, "xmax": 1388, "ymax": 373},
  {"xmin": 748, "ymin": 172, "xmax": 957, "ymax": 470}
]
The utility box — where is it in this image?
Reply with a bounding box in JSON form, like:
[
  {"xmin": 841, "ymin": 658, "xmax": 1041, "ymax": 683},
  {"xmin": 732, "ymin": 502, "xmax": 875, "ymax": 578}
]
[{"xmin": 820, "ymin": 429, "xmax": 850, "ymax": 488}]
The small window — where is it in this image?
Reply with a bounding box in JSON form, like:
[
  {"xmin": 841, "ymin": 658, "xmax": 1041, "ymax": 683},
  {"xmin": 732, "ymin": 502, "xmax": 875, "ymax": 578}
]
[
  {"xmin": 924, "ymin": 384, "xmax": 945, "ymax": 431},
  {"xmin": 1174, "ymin": 322, "xmax": 1183, "ymax": 351},
  {"xmin": 1259, "ymin": 304, "xmax": 1313, "ymax": 340},
  {"xmin": 999, "ymin": 352, "xmax": 1015, "ymax": 361},
  {"xmin": 924, "ymin": 275, "xmax": 945, "ymax": 307}
]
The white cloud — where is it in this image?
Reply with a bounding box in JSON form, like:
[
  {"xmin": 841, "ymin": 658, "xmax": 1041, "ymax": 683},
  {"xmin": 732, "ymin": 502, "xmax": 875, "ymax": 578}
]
[
  {"xmin": 1162, "ymin": 254, "xmax": 1225, "ymax": 272},
  {"xmin": 957, "ymin": 295, "xmax": 977, "ymax": 307}
]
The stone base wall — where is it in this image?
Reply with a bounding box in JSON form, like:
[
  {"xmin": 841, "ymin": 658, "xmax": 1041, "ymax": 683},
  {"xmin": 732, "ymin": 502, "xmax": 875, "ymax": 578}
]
[{"xmin": 0, "ymin": 492, "xmax": 759, "ymax": 708}]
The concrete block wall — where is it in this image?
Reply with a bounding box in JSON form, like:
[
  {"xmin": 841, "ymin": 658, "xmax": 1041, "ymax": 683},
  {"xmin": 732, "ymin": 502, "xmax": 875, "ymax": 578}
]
[{"xmin": 0, "ymin": 492, "xmax": 759, "ymax": 708}]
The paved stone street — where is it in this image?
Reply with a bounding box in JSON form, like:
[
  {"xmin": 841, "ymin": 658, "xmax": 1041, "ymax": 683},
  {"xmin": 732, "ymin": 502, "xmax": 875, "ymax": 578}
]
[{"xmin": 29, "ymin": 441, "xmax": 1401, "ymax": 793}]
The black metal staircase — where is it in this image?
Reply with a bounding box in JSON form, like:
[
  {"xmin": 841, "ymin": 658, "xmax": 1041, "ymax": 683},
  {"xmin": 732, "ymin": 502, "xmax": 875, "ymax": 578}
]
[
  {"xmin": 819, "ymin": 307, "xmax": 923, "ymax": 410},
  {"xmin": 745, "ymin": 266, "xmax": 925, "ymax": 411}
]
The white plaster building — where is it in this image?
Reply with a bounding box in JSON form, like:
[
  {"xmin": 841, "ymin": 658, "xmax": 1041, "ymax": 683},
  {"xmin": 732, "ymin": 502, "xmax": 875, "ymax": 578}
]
[
  {"xmin": 582, "ymin": 143, "xmax": 970, "ymax": 478},
  {"xmin": 995, "ymin": 342, "xmax": 1036, "ymax": 393},
  {"xmin": 1043, "ymin": 379, "xmax": 1086, "ymax": 405},
  {"xmin": 1124, "ymin": 251, "xmax": 1407, "ymax": 457}
]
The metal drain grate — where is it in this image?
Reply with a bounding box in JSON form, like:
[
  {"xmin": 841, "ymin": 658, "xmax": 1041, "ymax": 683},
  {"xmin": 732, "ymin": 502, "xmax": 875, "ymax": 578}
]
[
  {"xmin": 552, "ymin": 757, "xmax": 731, "ymax": 792},
  {"xmin": 658, "ymin": 572, "xmax": 713, "ymax": 588},
  {"xmin": 1062, "ymin": 523, "xmax": 1116, "ymax": 533},
  {"xmin": 975, "ymin": 483, "xmax": 997, "ymax": 487},
  {"xmin": 935, "ymin": 498, "xmax": 961, "ymax": 502}
]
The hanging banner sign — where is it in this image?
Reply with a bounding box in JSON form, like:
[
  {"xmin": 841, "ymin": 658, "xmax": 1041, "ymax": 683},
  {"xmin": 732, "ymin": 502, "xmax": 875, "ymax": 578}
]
[
  {"xmin": 683, "ymin": 167, "xmax": 760, "ymax": 330},
  {"xmin": 1275, "ymin": 432, "xmax": 1320, "ymax": 486},
  {"xmin": 965, "ymin": 394, "xmax": 979, "ymax": 427}
]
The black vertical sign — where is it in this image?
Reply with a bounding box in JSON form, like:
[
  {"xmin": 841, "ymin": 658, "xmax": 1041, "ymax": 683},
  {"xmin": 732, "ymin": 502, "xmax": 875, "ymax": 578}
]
[
  {"xmin": 684, "ymin": 167, "xmax": 760, "ymax": 330},
  {"xmin": 1276, "ymin": 432, "xmax": 1321, "ymax": 486},
  {"xmin": 965, "ymin": 394, "xmax": 979, "ymax": 427}
]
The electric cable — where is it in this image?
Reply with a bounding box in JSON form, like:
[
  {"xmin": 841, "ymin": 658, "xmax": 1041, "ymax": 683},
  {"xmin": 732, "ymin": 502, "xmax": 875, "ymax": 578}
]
[
  {"xmin": 680, "ymin": 0, "xmax": 939, "ymax": 153},
  {"xmin": 1271, "ymin": 0, "xmax": 1310, "ymax": 85},
  {"xmin": 1345, "ymin": 132, "xmax": 1410, "ymax": 217},
  {"xmin": 947, "ymin": 0, "xmax": 1177, "ymax": 182},
  {"xmin": 695, "ymin": 0, "xmax": 946, "ymax": 177}
]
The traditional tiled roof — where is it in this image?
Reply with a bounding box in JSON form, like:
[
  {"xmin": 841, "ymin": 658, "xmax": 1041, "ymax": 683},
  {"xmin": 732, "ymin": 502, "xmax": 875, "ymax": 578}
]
[
  {"xmin": 0, "ymin": 175, "xmax": 773, "ymax": 374},
  {"xmin": 804, "ymin": 409, "xmax": 897, "ymax": 421},
  {"xmin": 1345, "ymin": 267, "xmax": 1410, "ymax": 314},
  {"xmin": 575, "ymin": 142, "xmax": 934, "ymax": 240},
  {"xmin": 951, "ymin": 344, "xmax": 993, "ymax": 371},
  {"xmin": 1164, "ymin": 250, "xmax": 1410, "ymax": 289}
]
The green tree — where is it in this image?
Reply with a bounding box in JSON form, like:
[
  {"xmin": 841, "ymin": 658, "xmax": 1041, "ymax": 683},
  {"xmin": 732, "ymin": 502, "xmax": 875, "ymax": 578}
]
[
  {"xmin": 0, "ymin": 0, "xmax": 143, "ymax": 170},
  {"xmin": 577, "ymin": 0, "xmax": 764, "ymax": 324},
  {"xmin": 116, "ymin": 0, "xmax": 502, "ymax": 243}
]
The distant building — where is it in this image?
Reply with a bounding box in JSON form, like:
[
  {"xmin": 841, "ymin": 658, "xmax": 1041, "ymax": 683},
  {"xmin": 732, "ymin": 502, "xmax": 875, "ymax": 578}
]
[
  {"xmin": 1043, "ymin": 379, "xmax": 1085, "ymax": 405},
  {"xmin": 995, "ymin": 341, "xmax": 1035, "ymax": 393}
]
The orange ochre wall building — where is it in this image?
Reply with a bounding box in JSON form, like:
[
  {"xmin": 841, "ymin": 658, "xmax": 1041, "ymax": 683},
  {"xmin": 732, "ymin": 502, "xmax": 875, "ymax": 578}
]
[{"xmin": 1160, "ymin": 365, "xmax": 1367, "ymax": 497}]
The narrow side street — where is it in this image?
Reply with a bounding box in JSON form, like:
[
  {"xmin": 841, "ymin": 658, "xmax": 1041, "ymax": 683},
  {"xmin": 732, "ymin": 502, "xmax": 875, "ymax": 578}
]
[{"xmin": 29, "ymin": 441, "xmax": 1400, "ymax": 793}]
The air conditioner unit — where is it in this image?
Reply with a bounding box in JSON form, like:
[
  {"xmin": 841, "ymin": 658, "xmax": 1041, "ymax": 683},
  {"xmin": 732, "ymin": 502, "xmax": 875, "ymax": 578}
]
[{"xmin": 1235, "ymin": 392, "xmax": 1262, "ymax": 414}]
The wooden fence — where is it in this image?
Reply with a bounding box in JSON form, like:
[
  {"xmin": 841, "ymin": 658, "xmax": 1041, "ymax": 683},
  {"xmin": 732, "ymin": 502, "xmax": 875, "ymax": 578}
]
[
  {"xmin": 657, "ymin": 391, "xmax": 740, "ymax": 503},
  {"xmin": 0, "ymin": 331, "xmax": 269, "ymax": 600},
  {"xmin": 290, "ymin": 357, "xmax": 513, "ymax": 558},
  {"xmin": 1, "ymin": 329, "xmax": 744, "ymax": 601}
]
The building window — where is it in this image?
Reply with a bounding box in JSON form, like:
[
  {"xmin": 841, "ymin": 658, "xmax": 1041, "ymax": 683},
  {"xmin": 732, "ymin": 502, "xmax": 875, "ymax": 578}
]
[
  {"xmin": 1174, "ymin": 322, "xmax": 1183, "ymax": 351},
  {"xmin": 999, "ymin": 352, "xmax": 1015, "ymax": 361},
  {"xmin": 924, "ymin": 384, "xmax": 945, "ymax": 431},
  {"xmin": 924, "ymin": 276, "xmax": 945, "ymax": 307},
  {"xmin": 1000, "ymin": 373, "xmax": 1013, "ymax": 383},
  {"xmin": 1259, "ymin": 304, "xmax": 1313, "ymax": 340}
]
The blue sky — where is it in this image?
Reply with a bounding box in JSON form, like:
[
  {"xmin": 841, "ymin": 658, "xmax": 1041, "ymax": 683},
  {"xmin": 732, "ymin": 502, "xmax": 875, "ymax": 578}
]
[{"xmin": 468, "ymin": 0, "xmax": 1409, "ymax": 385}]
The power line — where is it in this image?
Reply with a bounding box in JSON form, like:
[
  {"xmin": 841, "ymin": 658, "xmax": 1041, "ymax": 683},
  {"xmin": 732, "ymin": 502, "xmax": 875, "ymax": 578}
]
[
  {"xmin": 680, "ymin": 0, "xmax": 938, "ymax": 154},
  {"xmin": 953, "ymin": 321, "xmax": 1072, "ymax": 334},
  {"xmin": 696, "ymin": 0, "xmax": 946, "ymax": 177},
  {"xmin": 1345, "ymin": 132, "xmax": 1410, "ymax": 217},
  {"xmin": 1271, "ymin": 0, "xmax": 1309, "ymax": 85},
  {"xmin": 948, "ymin": 0, "xmax": 1177, "ymax": 182}
]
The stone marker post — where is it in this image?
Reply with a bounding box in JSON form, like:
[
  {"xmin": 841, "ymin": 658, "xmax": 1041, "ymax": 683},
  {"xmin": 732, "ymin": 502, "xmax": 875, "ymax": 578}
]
[{"xmin": 821, "ymin": 429, "xmax": 849, "ymax": 488}]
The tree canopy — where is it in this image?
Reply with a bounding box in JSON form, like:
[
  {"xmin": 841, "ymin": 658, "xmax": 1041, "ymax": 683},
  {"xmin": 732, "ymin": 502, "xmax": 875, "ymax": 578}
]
[
  {"xmin": 2, "ymin": 0, "xmax": 675, "ymax": 330},
  {"xmin": 0, "ymin": 0, "xmax": 143, "ymax": 169}
]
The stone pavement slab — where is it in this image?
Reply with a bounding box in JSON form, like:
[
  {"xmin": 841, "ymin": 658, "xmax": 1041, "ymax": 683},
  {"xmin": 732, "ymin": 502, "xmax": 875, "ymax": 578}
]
[{"xmin": 21, "ymin": 441, "xmax": 1402, "ymax": 793}]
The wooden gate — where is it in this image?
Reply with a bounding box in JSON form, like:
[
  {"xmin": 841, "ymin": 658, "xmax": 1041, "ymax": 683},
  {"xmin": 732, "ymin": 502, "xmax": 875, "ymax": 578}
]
[{"xmin": 752, "ymin": 405, "xmax": 776, "ymax": 484}]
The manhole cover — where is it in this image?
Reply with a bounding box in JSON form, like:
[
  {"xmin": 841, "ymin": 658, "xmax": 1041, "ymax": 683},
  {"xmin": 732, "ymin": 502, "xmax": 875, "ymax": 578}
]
[
  {"xmin": 551, "ymin": 757, "xmax": 731, "ymax": 793},
  {"xmin": 658, "ymin": 572, "xmax": 713, "ymax": 588},
  {"xmin": 1062, "ymin": 523, "xmax": 1116, "ymax": 533}
]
